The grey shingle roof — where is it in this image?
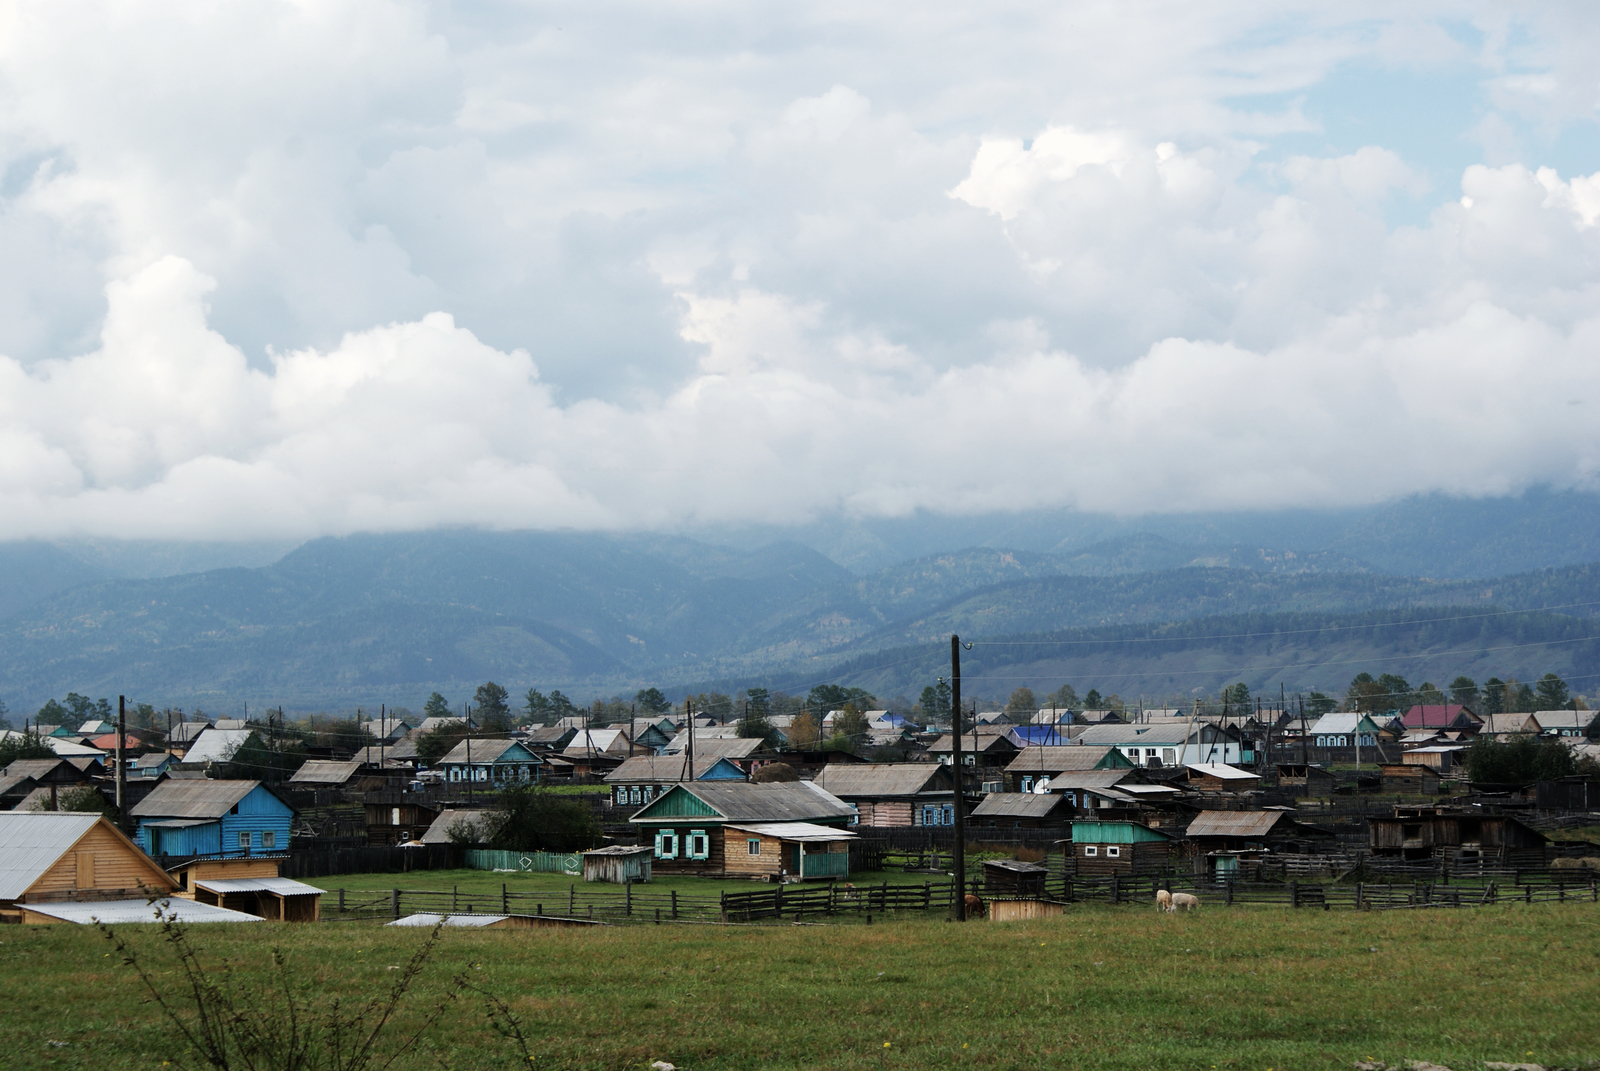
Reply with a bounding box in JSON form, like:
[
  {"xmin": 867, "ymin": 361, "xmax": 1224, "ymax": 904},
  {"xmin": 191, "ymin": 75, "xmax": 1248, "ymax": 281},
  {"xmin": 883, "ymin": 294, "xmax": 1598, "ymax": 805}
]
[
  {"xmin": 287, "ymin": 760, "xmax": 364, "ymax": 784},
  {"xmin": 969, "ymin": 794, "xmax": 1071, "ymax": 819},
  {"xmin": 812, "ymin": 763, "xmax": 949, "ymax": 798},
  {"xmin": 1185, "ymin": 811, "xmax": 1287, "ymax": 838},
  {"xmin": 129, "ymin": 779, "xmax": 261, "ymax": 819},
  {"xmin": 1003, "ymin": 746, "xmax": 1122, "ymax": 775},
  {"xmin": 631, "ymin": 781, "xmax": 853, "ymax": 824}
]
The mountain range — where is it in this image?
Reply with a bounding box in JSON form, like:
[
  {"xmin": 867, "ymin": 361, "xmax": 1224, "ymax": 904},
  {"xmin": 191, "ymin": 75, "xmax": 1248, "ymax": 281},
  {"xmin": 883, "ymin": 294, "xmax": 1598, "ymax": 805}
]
[{"xmin": 1, "ymin": 489, "xmax": 1599, "ymax": 714}]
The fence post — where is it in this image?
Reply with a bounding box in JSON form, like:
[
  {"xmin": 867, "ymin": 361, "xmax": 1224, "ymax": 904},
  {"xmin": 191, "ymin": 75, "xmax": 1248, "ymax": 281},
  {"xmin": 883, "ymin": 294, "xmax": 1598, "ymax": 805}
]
[
  {"xmin": 1064, "ymin": 877, "xmax": 1073, "ymax": 903},
  {"xmin": 569, "ymin": 884, "xmax": 575, "ymax": 915},
  {"xmin": 672, "ymin": 889, "xmax": 678, "ymax": 920},
  {"xmin": 1224, "ymin": 880, "xmax": 1233, "ymax": 907},
  {"xmin": 453, "ymin": 885, "xmax": 458, "ymax": 913},
  {"xmin": 502, "ymin": 883, "xmax": 508, "ymax": 915},
  {"xmin": 391, "ymin": 888, "xmax": 400, "ymax": 919},
  {"xmin": 1290, "ymin": 880, "xmax": 1299, "ymax": 909},
  {"xmin": 719, "ymin": 890, "xmax": 726, "ymax": 923},
  {"xmin": 626, "ymin": 880, "xmax": 632, "ymax": 917},
  {"xmin": 339, "ymin": 888, "xmax": 345, "ymax": 914},
  {"xmin": 1110, "ymin": 874, "xmax": 1119, "ymax": 904},
  {"xmin": 1525, "ymin": 884, "xmax": 1532, "ymax": 903},
  {"xmin": 1355, "ymin": 882, "xmax": 1363, "ymax": 910}
]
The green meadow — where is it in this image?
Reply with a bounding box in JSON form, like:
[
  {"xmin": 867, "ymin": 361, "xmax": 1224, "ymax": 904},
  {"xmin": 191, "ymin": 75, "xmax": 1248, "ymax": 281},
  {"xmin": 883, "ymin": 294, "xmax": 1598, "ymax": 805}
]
[{"xmin": 2, "ymin": 901, "xmax": 1594, "ymax": 1071}]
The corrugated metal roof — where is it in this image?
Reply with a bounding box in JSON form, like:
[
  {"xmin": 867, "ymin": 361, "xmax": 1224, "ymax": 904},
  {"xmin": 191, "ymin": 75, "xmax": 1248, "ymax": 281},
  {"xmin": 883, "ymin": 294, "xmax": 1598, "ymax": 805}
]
[
  {"xmin": 2, "ymin": 759, "xmax": 75, "ymax": 781},
  {"xmin": 288, "ymin": 760, "xmax": 364, "ymax": 784},
  {"xmin": 1076, "ymin": 724, "xmax": 1195, "ymax": 746},
  {"xmin": 813, "ymin": 763, "xmax": 948, "ymax": 798},
  {"xmin": 0, "ymin": 813, "xmax": 102, "ymax": 898},
  {"xmin": 23, "ymin": 898, "xmax": 261, "ymax": 924},
  {"xmin": 181, "ymin": 729, "xmax": 255, "ymax": 766},
  {"xmin": 724, "ymin": 822, "xmax": 857, "ymax": 841},
  {"xmin": 926, "ymin": 729, "xmax": 1016, "ymax": 753},
  {"xmin": 195, "ymin": 877, "xmax": 325, "ymax": 896},
  {"xmin": 129, "ymin": 779, "xmax": 260, "ymax": 819},
  {"xmin": 604, "ymin": 754, "xmax": 745, "ymax": 782},
  {"xmin": 1185, "ymin": 810, "xmax": 1285, "ymax": 838},
  {"xmin": 969, "ymin": 794, "xmax": 1069, "ymax": 818},
  {"xmin": 388, "ymin": 913, "xmax": 510, "ymax": 928},
  {"xmin": 631, "ymin": 781, "xmax": 853, "ymax": 824},
  {"xmin": 439, "ymin": 738, "xmax": 534, "ymax": 766},
  {"xmin": 1186, "ymin": 763, "xmax": 1258, "ymax": 780},
  {"xmin": 660, "ymin": 733, "xmax": 763, "ymax": 758},
  {"xmin": 1004, "ymin": 747, "xmax": 1125, "ymax": 774},
  {"xmin": 1040, "ymin": 770, "xmax": 1133, "ymax": 792}
]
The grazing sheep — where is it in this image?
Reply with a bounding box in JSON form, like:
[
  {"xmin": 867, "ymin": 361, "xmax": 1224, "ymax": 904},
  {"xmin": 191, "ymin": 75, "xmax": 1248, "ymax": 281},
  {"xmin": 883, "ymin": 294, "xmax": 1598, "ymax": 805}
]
[
  {"xmin": 1170, "ymin": 892, "xmax": 1200, "ymax": 912},
  {"xmin": 1155, "ymin": 889, "xmax": 1173, "ymax": 912},
  {"xmin": 963, "ymin": 893, "xmax": 985, "ymax": 918}
]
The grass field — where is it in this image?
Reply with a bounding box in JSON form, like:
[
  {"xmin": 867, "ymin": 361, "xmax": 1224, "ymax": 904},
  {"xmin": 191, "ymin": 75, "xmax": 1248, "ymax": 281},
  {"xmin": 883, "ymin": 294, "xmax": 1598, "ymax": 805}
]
[
  {"xmin": 3, "ymin": 900, "xmax": 1596, "ymax": 1071},
  {"xmin": 323, "ymin": 867, "xmax": 949, "ymax": 898}
]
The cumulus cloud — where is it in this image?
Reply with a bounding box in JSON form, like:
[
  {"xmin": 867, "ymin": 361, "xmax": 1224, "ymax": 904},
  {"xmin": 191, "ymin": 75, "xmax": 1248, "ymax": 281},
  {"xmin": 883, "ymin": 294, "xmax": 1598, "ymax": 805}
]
[{"xmin": 0, "ymin": 2, "xmax": 1598, "ymax": 540}]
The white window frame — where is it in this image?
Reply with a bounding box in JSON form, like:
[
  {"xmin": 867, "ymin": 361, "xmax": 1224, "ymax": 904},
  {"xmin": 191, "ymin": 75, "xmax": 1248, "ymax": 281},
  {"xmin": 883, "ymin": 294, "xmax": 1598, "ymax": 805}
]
[
  {"xmin": 1020, "ymin": 776, "xmax": 1033, "ymax": 793},
  {"xmin": 262, "ymin": 831, "xmax": 276, "ymax": 850},
  {"xmin": 655, "ymin": 829, "xmax": 678, "ymax": 859},
  {"xmin": 747, "ymin": 838, "xmax": 762, "ymax": 856},
  {"xmin": 687, "ymin": 829, "xmax": 710, "ymax": 861},
  {"xmin": 238, "ymin": 831, "xmax": 251, "ymax": 850},
  {"xmin": 1083, "ymin": 845, "xmax": 1097, "ymax": 856},
  {"xmin": 1105, "ymin": 845, "xmax": 1121, "ymax": 858}
]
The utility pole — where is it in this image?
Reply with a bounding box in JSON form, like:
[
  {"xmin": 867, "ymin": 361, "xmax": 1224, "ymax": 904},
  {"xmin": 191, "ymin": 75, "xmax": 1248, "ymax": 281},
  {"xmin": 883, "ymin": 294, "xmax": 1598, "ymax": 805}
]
[
  {"xmin": 1299, "ymin": 694, "xmax": 1308, "ymax": 767},
  {"xmin": 950, "ymin": 635, "xmax": 968, "ymax": 921},
  {"xmin": 465, "ymin": 701, "xmax": 473, "ymax": 806},
  {"xmin": 687, "ymin": 698, "xmax": 696, "ymax": 782},
  {"xmin": 116, "ymin": 695, "xmax": 127, "ymax": 832}
]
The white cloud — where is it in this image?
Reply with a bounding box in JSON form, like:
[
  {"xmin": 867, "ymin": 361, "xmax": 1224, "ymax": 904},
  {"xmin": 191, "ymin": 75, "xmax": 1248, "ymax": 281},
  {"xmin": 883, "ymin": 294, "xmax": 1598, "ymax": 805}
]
[{"xmin": 0, "ymin": 2, "xmax": 1598, "ymax": 540}]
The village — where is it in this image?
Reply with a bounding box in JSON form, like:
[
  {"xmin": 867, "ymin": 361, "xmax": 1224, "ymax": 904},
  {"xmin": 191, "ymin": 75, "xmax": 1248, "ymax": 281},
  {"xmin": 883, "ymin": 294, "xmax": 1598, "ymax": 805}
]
[{"xmin": 3, "ymin": 686, "xmax": 1598, "ymax": 928}]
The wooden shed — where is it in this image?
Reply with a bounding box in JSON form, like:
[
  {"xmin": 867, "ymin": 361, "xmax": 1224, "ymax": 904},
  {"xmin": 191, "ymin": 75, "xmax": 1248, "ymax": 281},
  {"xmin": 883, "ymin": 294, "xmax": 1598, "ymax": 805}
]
[
  {"xmin": 811, "ymin": 763, "xmax": 957, "ymax": 827},
  {"xmin": 582, "ymin": 845, "xmax": 654, "ymax": 884},
  {"xmin": 987, "ymin": 898, "xmax": 1065, "ymax": 922},
  {"xmin": 982, "ymin": 859, "xmax": 1049, "ymax": 895},
  {"xmin": 722, "ymin": 821, "xmax": 854, "ymax": 882},
  {"xmin": 1380, "ymin": 763, "xmax": 1441, "ymax": 795},
  {"xmin": 1275, "ymin": 763, "xmax": 1337, "ymax": 795},
  {"xmin": 1185, "ymin": 763, "xmax": 1261, "ymax": 792},
  {"xmin": 1067, "ymin": 820, "xmax": 1177, "ymax": 876},
  {"xmin": 193, "ymin": 876, "xmax": 324, "ymax": 921},
  {"xmin": 1369, "ymin": 807, "xmax": 1548, "ymax": 865},
  {"xmin": 0, "ymin": 812, "xmax": 177, "ymax": 922}
]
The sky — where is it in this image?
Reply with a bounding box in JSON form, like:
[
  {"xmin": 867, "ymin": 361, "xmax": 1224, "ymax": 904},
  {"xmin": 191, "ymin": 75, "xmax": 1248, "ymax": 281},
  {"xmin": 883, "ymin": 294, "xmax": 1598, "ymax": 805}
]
[{"xmin": 1, "ymin": 2, "xmax": 1599, "ymax": 541}]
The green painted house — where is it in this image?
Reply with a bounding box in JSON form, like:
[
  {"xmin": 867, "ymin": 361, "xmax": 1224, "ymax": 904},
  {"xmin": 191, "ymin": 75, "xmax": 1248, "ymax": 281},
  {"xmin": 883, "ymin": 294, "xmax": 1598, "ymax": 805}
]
[
  {"xmin": 629, "ymin": 781, "xmax": 855, "ymax": 878},
  {"xmin": 1068, "ymin": 819, "xmax": 1178, "ymax": 876}
]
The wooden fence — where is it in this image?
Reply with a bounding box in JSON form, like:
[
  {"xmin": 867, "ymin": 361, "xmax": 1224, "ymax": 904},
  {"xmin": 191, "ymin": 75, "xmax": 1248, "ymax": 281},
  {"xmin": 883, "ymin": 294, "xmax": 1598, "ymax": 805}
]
[
  {"xmin": 464, "ymin": 849, "xmax": 583, "ymax": 875},
  {"xmin": 281, "ymin": 843, "xmax": 464, "ymax": 879}
]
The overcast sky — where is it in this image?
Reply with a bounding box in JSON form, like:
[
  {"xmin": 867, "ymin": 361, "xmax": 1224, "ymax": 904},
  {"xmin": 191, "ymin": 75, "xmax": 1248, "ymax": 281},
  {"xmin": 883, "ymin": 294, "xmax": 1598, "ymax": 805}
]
[{"xmin": 1, "ymin": 2, "xmax": 1598, "ymax": 541}]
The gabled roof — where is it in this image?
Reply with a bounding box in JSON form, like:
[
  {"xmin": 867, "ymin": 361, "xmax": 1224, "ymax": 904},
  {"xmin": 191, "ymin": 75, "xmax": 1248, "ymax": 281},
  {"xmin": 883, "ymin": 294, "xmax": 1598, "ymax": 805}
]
[
  {"xmin": 1307, "ymin": 713, "xmax": 1383, "ymax": 735},
  {"xmin": 1039, "ymin": 770, "xmax": 1136, "ymax": 793},
  {"xmin": 970, "ymin": 794, "xmax": 1072, "ymax": 819},
  {"xmin": 812, "ymin": 763, "xmax": 951, "ymax": 798},
  {"xmin": 1003, "ymin": 746, "xmax": 1133, "ymax": 775},
  {"xmin": 1534, "ymin": 710, "xmax": 1594, "ymax": 731},
  {"xmin": 1186, "ymin": 763, "xmax": 1259, "ymax": 781},
  {"xmin": 724, "ymin": 821, "xmax": 857, "ymax": 842},
  {"xmin": 1480, "ymin": 712, "xmax": 1542, "ymax": 735},
  {"xmin": 129, "ymin": 779, "xmax": 265, "ymax": 819},
  {"xmin": 438, "ymin": 738, "xmax": 541, "ymax": 766},
  {"xmin": 421, "ymin": 809, "xmax": 497, "ymax": 844},
  {"xmin": 604, "ymin": 755, "xmax": 746, "ymax": 783},
  {"xmin": 1402, "ymin": 705, "xmax": 1479, "ymax": 728},
  {"xmin": 652, "ymin": 736, "xmax": 764, "ymax": 761},
  {"xmin": 1185, "ymin": 810, "xmax": 1288, "ymax": 838},
  {"xmin": 182, "ymin": 729, "xmax": 255, "ymax": 766},
  {"xmin": 0, "ymin": 813, "xmax": 172, "ymax": 899},
  {"xmin": 416, "ymin": 716, "xmax": 470, "ymax": 734},
  {"xmin": 1, "ymin": 758, "xmax": 82, "ymax": 783},
  {"xmin": 926, "ymin": 729, "xmax": 1019, "ymax": 754},
  {"xmin": 169, "ymin": 722, "xmax": 213, "ymax": 744},
  {"xmin": 629, "ymin": 781, "xmax": 853, "ymax": 824},
  {"xmin": 563, "ymin": 729, "xmax": 632, "ymax": 755},
  {"xmin": 1076, "ymin": 724, "xmax": 1204, "ymax": 747},
  {"xmin": 287, "ymin": 759, "xmax": 366, "ymax": 785},
  {"xmin": 43, "ymin": 737, "xmax": 106, "ymax": 758}
]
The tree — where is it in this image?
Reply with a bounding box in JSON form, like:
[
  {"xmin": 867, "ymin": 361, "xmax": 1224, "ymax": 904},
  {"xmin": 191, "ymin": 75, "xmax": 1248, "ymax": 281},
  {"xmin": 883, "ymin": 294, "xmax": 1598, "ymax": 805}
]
[
  {"xmin": 523, "ymin": 689, "xmax": 549, "ymax": 722},
  {"xmin": 635, "ymin": 687, "xmax": 671, "ymax": 714},
  {"xmin": 691, "ymin": 692, "xmax": 733, "ymax": 723},
  {"xmin": 1005, "ymin": 688, "xmax": 1037, "ymax": 718},
  {"xmin": 415, "ymin": 722, "xmax": 471, "ymax": 767},
  {"xmin": 737, "ymin": 706, "xmax": 783, "ymax": 750},
  {"xmin": 486, "ymin": 786, "xmax": 603, "ymax": 853},
  {"xmin": 1481, "ymin": 678, "xmax": 1507, "ymax": 716},
  {"xmin": 423, "ymin": 692, "xmax": 452, "ymax": 720},
  {"xmin": 219, "ymin": 731, "xmax": 307, "ymax": 784},
  {"xmin": 1449, "ymin": 676, "xmax": 1480, "ymax": 709},
  {"xmin": 474, "ymin": 682, "xmax": 512, "ymax": 732},
  {"xmin": 312, "ymin": 717, "xmax": 373, "ymax": 753},
  {"xmin": 1513, "ymin": 682, "xmax": 1536, "ymax": 714},
  {"xmin": 1345, "ymin": 674, "xmax": 1387, "ymax": 714},
  {"xmin": 1083, "ymin": 689, "xmax": 1103, "ymax": 709},
  {"xmin": 1535, "ymin": 673, "xmax": 1571, "ymax": 710},
  {"xmin": 1306, "ymin": 692, "xmax": 1338, "ymax": 718},
  {"xmin": 0, "ymin": 731, "xmax": 56, "ymax": 766},
  {"xmin": 744, "ymin": 688, "xmax": 770, "ymax": 717},
  {"xmin": 1045, "ymin": 684, "xmax": 1079, "ymax": 710},
  {"xmin": 547, "ymin": 691, "xmax": 576, "ymax": 720},
  {"xmin": 1463, "ymin": 736, "xmax": 1575, "ymax": 784},
  {"xmin": 64, "ymin": 693, "xmax": 96, "ymax": 722},
  {"xmin": 1376, "ymin": 674, "xmax": 1413, "ymax": 713},
  {"xmin": 35, "ymin": 698, "xmax": 68, "ymax": 724},
  {"xmin": 828, "ymin": 705, "xmax": 872, "ymax": 752},
  {"xmin": 789, "ymin": 712, "xmax": 821, "ymax": 750},
  {"xmin": 1416, "ymin": 682, "xmax": 1447, "ymax": 707},
  {"xmin": 32, "ymin": 784, "xmax": 115, "ymax": 817}
]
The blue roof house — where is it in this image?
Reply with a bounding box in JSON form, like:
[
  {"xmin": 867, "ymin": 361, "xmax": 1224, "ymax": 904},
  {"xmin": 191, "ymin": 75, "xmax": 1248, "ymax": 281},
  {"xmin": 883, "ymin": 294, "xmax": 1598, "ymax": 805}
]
[{"xmin": 130, "ymin": 780, "xmax": 294, "ymax": 859}]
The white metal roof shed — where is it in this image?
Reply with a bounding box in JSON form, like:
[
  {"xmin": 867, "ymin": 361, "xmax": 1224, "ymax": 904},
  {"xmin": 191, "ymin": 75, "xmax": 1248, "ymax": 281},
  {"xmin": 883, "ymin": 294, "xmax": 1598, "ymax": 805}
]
[{"xmin": 20, "ymin": 898, "xmax": 262, "ymax": 924}]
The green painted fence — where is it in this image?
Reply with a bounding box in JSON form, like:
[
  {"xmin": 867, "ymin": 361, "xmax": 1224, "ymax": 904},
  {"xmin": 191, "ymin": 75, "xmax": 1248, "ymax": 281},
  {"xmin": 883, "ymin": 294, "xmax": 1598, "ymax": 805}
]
[{"xmin": 465, "ymin": 849, "xmax": 582, "ymax": 875}]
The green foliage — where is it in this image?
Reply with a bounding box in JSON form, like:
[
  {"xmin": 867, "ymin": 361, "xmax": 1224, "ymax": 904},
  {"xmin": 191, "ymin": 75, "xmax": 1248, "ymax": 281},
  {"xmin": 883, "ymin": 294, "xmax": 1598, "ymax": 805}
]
[
  {"xmin": 308, "ymin": 716, "xmax": 373, "ymax": 753},
  {"xmin": 523, "ymin": 688, "xmax": 548, "ymax": 721},
  {"xmin": 422, "ymin": 692, "xmax": 452, "ymax": 720},
  {"xmin": 1416, "ymin": 682, "xmax": 1446, "ymax": 706},
  {"xmin": 1514, "ymin": 681, "xmax": 1536, "ymax": 713},
  {"xmin": 805, "ymin": 684, "xmax": 875, "ymax": 714},
  {"xmin": 1004, "ymin": 687, "xmax": 1036, "ymax": 716},
  {"xmin": 829, "ymin": 705, "xmax": 872, "ymax": 752},
  {"xmin": 1535, "ymin": 673, "xmax": 1571, "ymax": 710},
  {"xmin": 1449, "ymin": 676, "xmax": 1480, "ymax": 708},
  {"xmin": 547, "ymin": 690, "xmax": 576, "ymax": 719},
  {"xmin": 487, "ymin": 786, "xmax": 602, "ymax": 853},
  {"xmin": 1345, "ymin": 673, "xmax": 1386, "ymax": 713},
  {"xmin": 473, "ymin": 682, "xmax": 512, "ymax": 732},
  {"xmin": 1306, "ymin": 691, "xmax": 1338, "ymax": 717},
  {"xmin": 1376, "ymin": 674, "xmax": 1413, "ymax": 712},
  {"xmin": 1044, "ymin": 683, "xmax": 1078, "ymax": 709},
  {"xmin": 1222, "ymin": 682, "xmax": 1250, "ymax": 709},
  {"xmin": 219, "ymin": 730, "xmax": 308, "ymax": 784},
  {"xmin": 32, "ymin": 784, "xmax": 115, "ymax": 816},
  {"xmin": 414, "ymin": 722, "xmax": 469, "ymax": 766},
  {"xmin": 0, "ymin": 730, "xmax": 56, "ymax": 765},
  {"xmin": 1482, "ymin": 677, "xmax": 1507, "ymax": 715},
  {"xmin": 635, "ymin": 687, "xmax": 671, "ymax": 714},
  {"xmin": 35, "ymin": 697, "xmax": 68, "ymax": 724},
  {"xmin": 1083, "ymin": 688, "xmax": 1103, "ymax": 708},
  {"xmin": 1464, "ymin": 736, "xmax": 1576, "ymax": 784}
]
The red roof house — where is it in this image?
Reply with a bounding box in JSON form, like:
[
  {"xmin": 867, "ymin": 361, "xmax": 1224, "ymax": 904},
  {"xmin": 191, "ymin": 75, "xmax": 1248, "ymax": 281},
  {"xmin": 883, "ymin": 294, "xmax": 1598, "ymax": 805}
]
[
  {"xmin": 1401, "ymin": 705, "xmax": 1481, "ymax": 731},
  {"xmin": 89, "ymin": 733, "xmax": 144, "ymax": 751}
]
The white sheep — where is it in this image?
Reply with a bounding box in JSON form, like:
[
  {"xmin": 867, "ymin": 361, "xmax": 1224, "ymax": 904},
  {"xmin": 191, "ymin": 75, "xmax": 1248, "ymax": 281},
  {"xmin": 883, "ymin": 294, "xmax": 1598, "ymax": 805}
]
[
  {"xmin": 1155, "ymin": 889, "xmax": 1173, "ymax": 912},
  {"xmin": 1170, "ymin": 892, "xmax": 1200, "ymax": 912}
]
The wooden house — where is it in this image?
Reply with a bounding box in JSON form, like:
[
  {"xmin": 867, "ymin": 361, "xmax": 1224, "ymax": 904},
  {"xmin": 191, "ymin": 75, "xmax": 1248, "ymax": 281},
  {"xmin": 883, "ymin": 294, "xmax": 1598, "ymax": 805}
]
[
  {"xmin": 131, "ymin": 752, "xmax": 176, "ymax": 779},
  {"xmin": 1369, "ymin": 807, "xmax": 1548, "ymax": 865},
  {"xmin": 1380, "ymin": 762, "xmax": 1441, "ymax": 795},
  {"xmin": 0, "ymin": 812, "xmax": 178, "ymax": 922},
  {"xmin": 437, "ymin": 738, "xmax": 543, "ymax": 785},
  {"xmin": 628, "ymin": 781, "xmax": 855, "ymax": 877},
  {"xmin": 969, "ymin": 792, "xmax": 1075, "ymax": 830},
  {"xmin": 1400, "ymin": 745, "xmax": 1463, "ymax": 772},
  {"xmin": 926, "ymin": 729, "xmax": 1021, "ymax": 778},
  {"xmin": 363, "ymin": 790, "xmax": 443, "ymax": 846},
  {"xmin": 982, "ymin": 859, "xmax": 1049, "ymax": 895},
  {"xmin": 1182, "ymin": 810, "xmax": 1336, "ymax": 877},
  {"xmin": 1002, "ymin": 745, "xmax": 1134, "ymax": 793},
  {"xmin": 1535, "ymin": 710, "xmax": 1599, "ymax": 740},
  {"xmin": 1185, "ymin": 763, "xmax": 1261, "ymax": 792},
  {"xmin": 722, "ymin": 821, "xmax": 854, "ymax": 882},
  {"xmin": 1076, "ymin": 722, "xmax": 1247, "ymax": 768},
  {"xmin": 1401, "ymin": 705, "xmax": 1482, "ymax": 734},
  {"xmin": 1066, "ymin": 819, "xmax": 1177, "ymax": 876},
  {"xmin": 582, "ymin": 845, "xmax": 654, "ymax": 883},
  {"xmin": 811, "ymin": 763, "xmax": 957, "ymax": 827},
  {"xmin": 523, "ymin": 725, "xmax": 578, "ymax": 753},
  {"xmin": 0, "ymin": 758, "xmax": 88, "ymax": 810},
  {"xmin": 1275, "ymin": 763, "xmax": 1337, "ymax": 795},
  {"xmin": 605, "ymin": 754, "xmax": 747, "ymax": 810},
  {"xmin": 131, "ymin": 780, "xmax": 295, "ymax": 860}
]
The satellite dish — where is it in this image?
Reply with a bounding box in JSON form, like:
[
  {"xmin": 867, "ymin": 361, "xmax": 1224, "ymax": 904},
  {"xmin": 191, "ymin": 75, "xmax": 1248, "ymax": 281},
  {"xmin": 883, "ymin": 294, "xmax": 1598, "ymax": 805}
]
[{"xmin": 1032, "ymin": 776, "xmax": 1051, "ymax": 794}]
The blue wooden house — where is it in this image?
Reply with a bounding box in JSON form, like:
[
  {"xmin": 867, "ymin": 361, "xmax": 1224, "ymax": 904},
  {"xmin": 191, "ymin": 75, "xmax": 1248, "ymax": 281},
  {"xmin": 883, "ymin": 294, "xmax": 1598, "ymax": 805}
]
[
  {"xmin": 436, "ymin": 738, "xmax": 543, "ymax": 784},
  {"xmin": 604, "ymin": 754, "xmax": 746, "ymax": 809},
  {"xmin": 130, "ymin": 780, "xmax": 295, "ymax": 859}
]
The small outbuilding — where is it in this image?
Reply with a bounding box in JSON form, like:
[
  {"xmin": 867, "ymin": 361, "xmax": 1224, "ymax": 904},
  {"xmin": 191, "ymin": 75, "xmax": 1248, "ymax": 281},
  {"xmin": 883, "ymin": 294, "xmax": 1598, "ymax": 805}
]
[
  {"xmin": 581, "ymin": 845, "xmax": 654, "ymax": 884},
  {"xmin": 982, "ymin": 859, "xmax": 1049, "ymax": 895},
  {"xmin": 1380, "ymin": 763, "xmax": 1441, "ymax": 795},
  {"xmin": 1185, "ymin": 763, "xmax": 1261, "ymax": 792},
  {"xmin": 1066, "ymin": 819, "xmax": 1177, "ymax": 876},
  {"xmin": 722, "ymin": 821, "xmax": 855, "ymax": 882},
  {"xmin": 194, "ymin": 877, "xmax": 324, "ymax": 921},
  {"xmin": 0, "ymin": 812, "xmax": 177, "ymax": 921}
]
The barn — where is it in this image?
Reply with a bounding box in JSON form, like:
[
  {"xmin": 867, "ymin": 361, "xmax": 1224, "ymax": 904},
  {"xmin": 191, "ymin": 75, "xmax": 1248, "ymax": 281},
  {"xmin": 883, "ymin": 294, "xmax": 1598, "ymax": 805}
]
[
  {"xmin": 0, "ymin": 813, "xmax": 178, "ymax": 922},
  {"xmin": 1369, "ymin": 807, "xmax": 1548, "ymax": 866}
]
